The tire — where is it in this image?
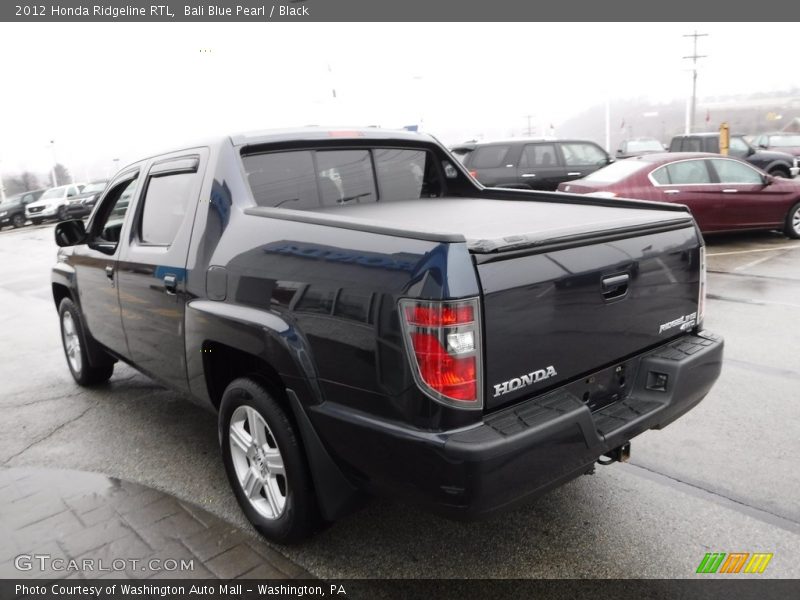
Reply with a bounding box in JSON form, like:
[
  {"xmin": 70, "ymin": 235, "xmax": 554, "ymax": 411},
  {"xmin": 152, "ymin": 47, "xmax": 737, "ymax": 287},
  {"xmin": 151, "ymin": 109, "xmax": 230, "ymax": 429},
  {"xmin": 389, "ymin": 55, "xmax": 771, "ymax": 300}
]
[
  {"xmin": 31, "ymin": 218, "xmax": 42, "ymax": 226},
  {"xmin": 784, "ymin": 202, "xmax": 800, "ymax": 239},
  {"xmin": 57, "ymin": 206, "xmax": 68, "ymax": 221},
  {"xmin": 58, "ymin": 298, "xmax": 114, "ymax": 386},
  {"xmin": 11, "ymin": 214, "xmax": 25, "ymax": 228},
  {"xmin": 219, "ymin": 377, "xmax": 318, "ymax": 544},
  {"xmin": 769, "ymin": 167, "xmax": 790, "ymax": 179}
]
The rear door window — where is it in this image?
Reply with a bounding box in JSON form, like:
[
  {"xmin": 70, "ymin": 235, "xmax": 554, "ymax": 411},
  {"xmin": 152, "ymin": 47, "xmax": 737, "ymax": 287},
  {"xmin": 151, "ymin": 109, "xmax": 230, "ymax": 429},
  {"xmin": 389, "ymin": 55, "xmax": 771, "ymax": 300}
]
[
  {"xmin": 519, "ymin": 144, "xmax": 558, "ymax": 168},
  {"xmin": 655, "ymin": 160, "xmax": 712, "ymax": 185},
  {"xmin": 470, "ymin": 145, "xmax": 512, "ymax": 168},
  {"xmin": 139, "ymin": 172, "xmax": 198, "ymax": 245}
]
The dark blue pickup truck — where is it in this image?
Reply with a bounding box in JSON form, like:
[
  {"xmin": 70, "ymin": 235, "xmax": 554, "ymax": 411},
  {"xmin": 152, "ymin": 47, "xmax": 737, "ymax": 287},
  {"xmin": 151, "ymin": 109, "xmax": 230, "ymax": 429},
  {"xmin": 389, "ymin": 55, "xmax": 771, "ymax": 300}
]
[{"xmin": 51, "ymin": 128, "xmax": 723, "ymax": 543}]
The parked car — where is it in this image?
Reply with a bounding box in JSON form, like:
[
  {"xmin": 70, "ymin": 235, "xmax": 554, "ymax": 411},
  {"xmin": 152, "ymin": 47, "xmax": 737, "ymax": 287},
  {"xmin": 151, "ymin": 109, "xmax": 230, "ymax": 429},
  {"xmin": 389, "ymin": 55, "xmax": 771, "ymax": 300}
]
[
  {"xmin": 51, "ymin": 128, "xmax": 722, "ymax": 543},
  {"xmin": 450, "ymin": 139, "xmax": 613, "ymax": 191},
  {"xmin": 558, "ymin": 152, "xmax": 800, "ymax": 238},
  {"xmin": 66, "ymin": 180, "xmax": 108, "ymax": 218},
  {"xmin": 616, "ymin": 137, "xmax": 665, "ymax": 159},
  {"xmin": 0, "ymin": 189, "xmax": 45, "ymax": 228},
  {"xmin": 25, "ymin": 183, "xmax": 85, "ymax": 224},
  {"xmin": 751, "ymin": 132, "xmax": 800, "ymax": 160},
  {"xmin": 669, "ymin": 132, "xmax": 798, "ymax": 179}
]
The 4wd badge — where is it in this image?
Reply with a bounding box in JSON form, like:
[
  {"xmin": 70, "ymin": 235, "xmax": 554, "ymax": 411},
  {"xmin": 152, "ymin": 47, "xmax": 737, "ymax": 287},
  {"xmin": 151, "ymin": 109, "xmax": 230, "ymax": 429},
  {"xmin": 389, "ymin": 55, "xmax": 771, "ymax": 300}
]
[{"xmin": 658, "ymin": 312, "xmax": 697, "ymax": 334}]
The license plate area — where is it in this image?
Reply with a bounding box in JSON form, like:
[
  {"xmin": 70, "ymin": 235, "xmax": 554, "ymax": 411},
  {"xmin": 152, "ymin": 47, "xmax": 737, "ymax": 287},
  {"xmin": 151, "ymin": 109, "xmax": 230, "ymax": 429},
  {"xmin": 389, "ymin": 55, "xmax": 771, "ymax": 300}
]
[{"xmin": 564, "ymin": 359, "xmax": 640, "ymax": 412}]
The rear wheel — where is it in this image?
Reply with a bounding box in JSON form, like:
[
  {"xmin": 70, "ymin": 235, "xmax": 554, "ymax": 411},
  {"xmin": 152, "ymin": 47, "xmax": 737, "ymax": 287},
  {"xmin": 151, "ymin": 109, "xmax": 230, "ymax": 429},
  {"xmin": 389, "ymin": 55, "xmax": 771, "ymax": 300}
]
[
  {"xmin": 58, "ymin": 298, "xmax": 114, "ymax": 385},
  {"xmin": 11, "ymin": 214, "xmax": 25, "ymax": 228},
  {"xmin": 219, "ymin": 377, "xmax": 318, "ymax": 544},
  {"xmin": 784, "ymin": 202, "xmax": 800, "ymax": 239}
]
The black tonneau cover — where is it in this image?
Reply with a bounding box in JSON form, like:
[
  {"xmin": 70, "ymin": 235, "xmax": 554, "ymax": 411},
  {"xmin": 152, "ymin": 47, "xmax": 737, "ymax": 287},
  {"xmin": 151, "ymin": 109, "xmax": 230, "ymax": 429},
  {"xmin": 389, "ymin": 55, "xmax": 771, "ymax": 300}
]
[{"xmin": 246, "ymin": 197, "xmax": 693, "ymax": 254}]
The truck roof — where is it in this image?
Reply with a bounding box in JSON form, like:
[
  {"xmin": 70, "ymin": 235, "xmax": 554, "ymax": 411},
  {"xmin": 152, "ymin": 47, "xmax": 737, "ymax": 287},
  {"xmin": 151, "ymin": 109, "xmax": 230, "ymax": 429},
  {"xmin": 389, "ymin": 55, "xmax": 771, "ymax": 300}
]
[{"xmin": 230, "ymin": 127, "xmax": 433, "ymax": 147}]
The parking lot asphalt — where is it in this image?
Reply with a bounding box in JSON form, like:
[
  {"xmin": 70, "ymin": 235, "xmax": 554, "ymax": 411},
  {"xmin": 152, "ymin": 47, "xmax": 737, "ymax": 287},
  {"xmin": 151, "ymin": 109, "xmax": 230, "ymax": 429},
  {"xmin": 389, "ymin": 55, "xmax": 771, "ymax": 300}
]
[{"xmin": 0, "ymin": 222, "xmax": 798, "ymax": 579}]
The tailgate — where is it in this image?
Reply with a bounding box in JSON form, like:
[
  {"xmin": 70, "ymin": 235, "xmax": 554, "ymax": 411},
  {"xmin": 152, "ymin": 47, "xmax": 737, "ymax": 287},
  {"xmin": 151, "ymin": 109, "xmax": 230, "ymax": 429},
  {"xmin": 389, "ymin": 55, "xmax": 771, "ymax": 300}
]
[{"xmin": 477, "ymin": 225, "xmax": 702, "ymax": 411}]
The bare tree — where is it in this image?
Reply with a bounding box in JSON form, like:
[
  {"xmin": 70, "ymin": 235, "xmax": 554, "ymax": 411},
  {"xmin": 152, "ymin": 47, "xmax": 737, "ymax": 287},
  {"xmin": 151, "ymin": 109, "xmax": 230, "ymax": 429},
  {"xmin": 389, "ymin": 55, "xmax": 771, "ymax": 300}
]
[{"xmin": 53, "ymin": 163, "xmax": 71, "ymax": 186}]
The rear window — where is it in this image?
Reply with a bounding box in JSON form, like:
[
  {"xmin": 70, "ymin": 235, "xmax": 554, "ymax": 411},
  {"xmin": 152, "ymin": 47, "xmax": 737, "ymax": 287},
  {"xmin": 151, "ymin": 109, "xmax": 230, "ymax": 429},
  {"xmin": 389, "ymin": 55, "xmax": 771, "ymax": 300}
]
[
  {"xmin": 243, "ymin": 148, "xmax": 440, "ymax": 209},
  {"xmin": 583, "ymin": 160, "xmax": 648, "ymax": 183},
  {"xmin": 470, "ymin": 145, "xmax": 511, "ymax": 169}
]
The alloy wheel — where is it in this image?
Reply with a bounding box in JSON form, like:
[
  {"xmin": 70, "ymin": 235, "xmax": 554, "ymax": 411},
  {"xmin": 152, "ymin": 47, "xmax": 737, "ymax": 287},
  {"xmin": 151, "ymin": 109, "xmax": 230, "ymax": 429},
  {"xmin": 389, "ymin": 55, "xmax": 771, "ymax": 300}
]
[
  {"xmin": 793, "ymin": 207, "xmax": 800, "ymax": 236},
  {"xmin": 61, "ymin": 311, "xmax": 82, "ymax": 373},
  {"xmin": 229, "ymin": 405, "xmax": 287, "ymax": 520}
]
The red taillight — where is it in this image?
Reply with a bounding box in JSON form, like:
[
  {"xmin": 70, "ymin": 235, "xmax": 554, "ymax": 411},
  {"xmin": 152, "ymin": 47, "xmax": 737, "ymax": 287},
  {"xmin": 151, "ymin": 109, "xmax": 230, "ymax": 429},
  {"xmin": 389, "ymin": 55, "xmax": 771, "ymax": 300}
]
[
  {"xmin": 404, "ymin": 304, "xmax": 474, "ymax": 327},
  {"xmin": 468, "ymin": 169, "xmax": 479, "ymax": 179},
  {"xmin": 399, "ymin": 299, "xmax": 482, "ymax": 409}
]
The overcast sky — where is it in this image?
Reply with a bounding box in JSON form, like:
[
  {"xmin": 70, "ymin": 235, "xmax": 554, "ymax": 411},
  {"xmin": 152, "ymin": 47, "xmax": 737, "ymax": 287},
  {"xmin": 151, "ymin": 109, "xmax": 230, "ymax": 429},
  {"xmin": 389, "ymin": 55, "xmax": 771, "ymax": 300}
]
[{"xmin": 1, "ymin": 22, "xmax": 798, "ymax": 180}]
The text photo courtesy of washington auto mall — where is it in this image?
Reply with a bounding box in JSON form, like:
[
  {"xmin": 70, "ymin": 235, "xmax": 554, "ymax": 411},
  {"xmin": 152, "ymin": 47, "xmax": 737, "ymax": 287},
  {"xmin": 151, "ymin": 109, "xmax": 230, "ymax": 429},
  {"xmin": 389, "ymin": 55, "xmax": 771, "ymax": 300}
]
[{"xmin": 1, "ymin": 9, "xmax": 800, "ymax": 600}]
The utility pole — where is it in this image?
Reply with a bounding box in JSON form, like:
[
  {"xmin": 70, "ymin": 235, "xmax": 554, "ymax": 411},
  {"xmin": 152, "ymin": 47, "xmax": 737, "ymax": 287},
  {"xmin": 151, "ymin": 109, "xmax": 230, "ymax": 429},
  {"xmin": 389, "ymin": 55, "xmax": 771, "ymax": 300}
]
[
  {"xmin": 683, "ymin": 31, "xmax": 708, "ymax": 134},
  {"xmin": 0, "ymin": 159, "xmax": 6, "ymax": 204},
  {"xmin": 524, "ymin": 115, "xmax": 534, "ymax": 137},
  {"xmin": 49, "ymin": 140, "xmax": 58, "ymax": 187}
]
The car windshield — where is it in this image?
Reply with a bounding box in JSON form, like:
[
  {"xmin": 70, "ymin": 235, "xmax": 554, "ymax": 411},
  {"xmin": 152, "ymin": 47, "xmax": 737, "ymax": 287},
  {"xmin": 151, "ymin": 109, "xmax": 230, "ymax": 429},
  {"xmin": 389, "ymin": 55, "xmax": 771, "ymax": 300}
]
[
  {"xmin": 82, "ymin": 182, "xmax": 107, "ymax": 194},
  {"xmin": 582, "ymin": 160, "xmax": 648, "ymax": 183},
  {"xmin": 626, "ymin": 140, "xmax": 662, "ymax": 152},
  {"xmin": 768, "ymin": 135, "xmax": 800, "ymax": 147},
  {"xmin": 40, "ymin": 187, "xmax": 65, "ymax": 199}
]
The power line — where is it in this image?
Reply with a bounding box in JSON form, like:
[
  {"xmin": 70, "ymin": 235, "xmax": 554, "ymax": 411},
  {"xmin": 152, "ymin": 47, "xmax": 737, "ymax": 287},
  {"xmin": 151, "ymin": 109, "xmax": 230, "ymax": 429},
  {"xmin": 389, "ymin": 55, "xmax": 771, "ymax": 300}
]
[{"xmin": 683, "ymin": 31, "xmax": 708, "ymax": 133}]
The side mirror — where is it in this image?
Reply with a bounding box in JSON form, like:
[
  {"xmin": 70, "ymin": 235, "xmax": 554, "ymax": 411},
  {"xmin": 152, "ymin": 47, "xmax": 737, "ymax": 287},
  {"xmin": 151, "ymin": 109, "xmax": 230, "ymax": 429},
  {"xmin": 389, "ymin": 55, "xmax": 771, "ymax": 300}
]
[
  {"xmin": 763, "ymin": 174, "xmax": 775, "ymax": 186},
  {"xmin": 616, "ymin": 149, "xmax": 623, "ymax": 156},
  {"xmin": 759, "ymin": 143, "xmax": 768, "ymax": 149},
  {"xmin": 54, "ymin": 219, "xmax": 87, "ymax": 247}
]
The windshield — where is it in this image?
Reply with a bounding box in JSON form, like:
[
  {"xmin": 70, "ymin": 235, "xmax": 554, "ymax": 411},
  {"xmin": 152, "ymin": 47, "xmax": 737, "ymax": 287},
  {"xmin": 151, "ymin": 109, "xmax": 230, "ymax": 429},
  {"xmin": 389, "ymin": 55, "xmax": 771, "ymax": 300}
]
[
  {"xmin": 82, "ymin": 182, "xmax": 107, "ymax": 194},
  {"xmin": 768, "ymin": 135, "xmax": 800, "ymax": 147},
  {"xmin": 40, "ymin": 187, "xmax": 65, "ymax": 200},
  {"xmin": 582, "ymin": 160, "xmax": 648, "ymax": 184},
  {"xmin": 625, "ymin": 139, "xmax": 663, "ymax": 153},
  {"xmin": 1, "ymin": 194, "xmax": 22, "ymax": 205}
]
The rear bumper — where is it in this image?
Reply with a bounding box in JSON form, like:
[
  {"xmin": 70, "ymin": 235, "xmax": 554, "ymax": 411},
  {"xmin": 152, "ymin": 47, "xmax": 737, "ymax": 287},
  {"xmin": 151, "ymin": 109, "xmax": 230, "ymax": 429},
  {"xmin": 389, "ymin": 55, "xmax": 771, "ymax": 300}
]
[{"xmin": 310, "ymin": 331, "xmax": 723, "ymax": 519}]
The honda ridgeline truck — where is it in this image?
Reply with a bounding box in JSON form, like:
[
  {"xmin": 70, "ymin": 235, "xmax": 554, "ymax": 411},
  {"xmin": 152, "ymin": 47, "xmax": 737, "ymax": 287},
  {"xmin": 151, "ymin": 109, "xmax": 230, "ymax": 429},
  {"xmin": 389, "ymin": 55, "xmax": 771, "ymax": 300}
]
[{"xmin": 51, "ymin": 128, "xmax": 723, "ymax": 543}]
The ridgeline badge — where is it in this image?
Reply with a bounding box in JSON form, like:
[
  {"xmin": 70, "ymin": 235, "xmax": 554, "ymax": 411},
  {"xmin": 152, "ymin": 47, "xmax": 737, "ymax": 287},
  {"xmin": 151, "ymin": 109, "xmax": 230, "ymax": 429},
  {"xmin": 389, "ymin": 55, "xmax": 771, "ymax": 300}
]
[{"xmin": 658, "ymin": 311, "xmax": 697, "ymax": 334}]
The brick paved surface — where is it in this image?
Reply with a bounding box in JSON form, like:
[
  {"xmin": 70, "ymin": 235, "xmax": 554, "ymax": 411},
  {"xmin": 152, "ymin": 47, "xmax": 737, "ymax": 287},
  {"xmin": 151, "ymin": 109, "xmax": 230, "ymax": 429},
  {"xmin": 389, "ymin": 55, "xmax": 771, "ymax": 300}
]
[{"xmin": 0, "ymin": 467, "xmax": 311, "ymax": 580}]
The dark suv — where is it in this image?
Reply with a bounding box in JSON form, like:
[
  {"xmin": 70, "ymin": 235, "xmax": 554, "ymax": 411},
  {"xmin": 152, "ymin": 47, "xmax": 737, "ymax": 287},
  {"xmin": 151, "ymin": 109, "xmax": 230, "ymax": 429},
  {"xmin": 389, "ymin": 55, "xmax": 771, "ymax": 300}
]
[
  {"xmin": 669, "ymin": 133, "xmax": 798, "ymax": 179},
  {"xmin": 0, "ymin": 189, "xmax": 45, "ymax": 228},
  {"xmin": 451, "ymin": 139, "xmax": 613, "ymax": 191}
]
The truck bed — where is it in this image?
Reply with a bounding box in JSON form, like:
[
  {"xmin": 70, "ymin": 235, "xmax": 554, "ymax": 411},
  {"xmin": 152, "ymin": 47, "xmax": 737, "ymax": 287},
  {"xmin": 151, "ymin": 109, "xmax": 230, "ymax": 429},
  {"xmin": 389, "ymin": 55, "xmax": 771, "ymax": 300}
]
[{"xmin": 245, "ymin": 196, "xmax": 693, "ymax": 254}]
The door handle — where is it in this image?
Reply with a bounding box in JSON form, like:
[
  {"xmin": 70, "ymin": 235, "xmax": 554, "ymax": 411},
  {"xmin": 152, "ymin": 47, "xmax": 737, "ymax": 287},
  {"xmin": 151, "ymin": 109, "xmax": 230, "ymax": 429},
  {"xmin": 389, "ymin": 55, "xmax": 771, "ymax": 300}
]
[
  {"xmin": 722, "ymin": 189, "xmax": 738, "ymax": 193},
  {"xmin": 601, "ymin": 273, "xmax": 629, "ymax": 300},
  {"xmin": 567, "ymin": 172, "xmax": 582, "ymax": 176},
  {"xmin": 664, "ymin": 190, "xmax": 681, "ymax": 194},
  {"xmin": 105, "ymin": 265, "xmax": 114, "ymax": 281},
  {"xmin": 163, "ymin": 274, "xmax": 178, "ymax": 295},
  {"xmin": 521, "ymin": 173, "xmax": 537, "ymax": 178}
]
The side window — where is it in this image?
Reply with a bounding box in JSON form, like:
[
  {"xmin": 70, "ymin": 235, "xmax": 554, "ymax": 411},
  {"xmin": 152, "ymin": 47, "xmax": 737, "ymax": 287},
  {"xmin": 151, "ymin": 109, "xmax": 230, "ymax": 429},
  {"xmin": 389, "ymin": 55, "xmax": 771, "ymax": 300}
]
[
  {"xmin": 91, "ymin": 177, "xmax": 138, "ymax": 249},
  {"xmin": 316, "ymin": 150, "xmax": 376, "ymax": 206},
  {"xmin": 374, "ymin": 149, "xmax": 430, "ymax": 201},
  {"xmin": 67, "ymin": 186, "xmax": 77, "ymax": 197},
  {"xmin": 520, "ymin": 144, "xmax": 557, "ymax": 168},
  {"xmin": 139, "ymin": 171, "xmax": 197, "ymax": 245},
  {"xmin": 471, "ymin": 145, "xmax": 511, "ymax": 169},
  {"xmin": 665, "ymin": 160, "xmax": 712, "ymax": 185},
  {"xmin": 712, "ymin": 159, "xmax": 763, "ymax": 184},
  {"xmin": 560, "ymin": 143, "xmax": 607, "ymax": 166},
  {"xmin": 681, "ymin": 138, "xmax": 703, "ymax": 152}
]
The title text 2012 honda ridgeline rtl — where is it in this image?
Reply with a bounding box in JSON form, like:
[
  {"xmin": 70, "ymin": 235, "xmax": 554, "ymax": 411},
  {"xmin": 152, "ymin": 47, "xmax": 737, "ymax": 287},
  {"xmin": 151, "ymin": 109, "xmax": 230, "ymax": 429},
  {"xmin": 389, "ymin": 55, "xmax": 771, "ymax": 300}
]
[{"xmin": 51, "ymin": 129, "xmax": 723, "ymax": 542}]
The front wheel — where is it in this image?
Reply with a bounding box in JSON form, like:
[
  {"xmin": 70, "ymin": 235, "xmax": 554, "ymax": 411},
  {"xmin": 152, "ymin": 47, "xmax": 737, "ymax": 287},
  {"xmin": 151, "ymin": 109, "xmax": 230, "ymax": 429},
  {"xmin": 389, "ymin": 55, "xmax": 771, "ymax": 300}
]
[
  {"xmin": 219, "ymin": 378, "xmax": 318, "ymax": 544},
  {"xmin": 769, "ymin": 167, "xmax": 790, "ymax": 179},
  {"xmin": 59, "ymin": 298, "xmax": 114, "ymax": 385},
  {"xmin": 57, "ymin": 206, "xmax": 68, "ymax": 221},
  {"xmin": 30, "ymin": 218, "xmax": 42, "ymax": 226},
  {"xmin": 785, "ymin": 202, "xmax": 800, "ymax": 239},
  {"xmin": 11, "ymin": 214, "xmax": 25, "ymax": 228}
]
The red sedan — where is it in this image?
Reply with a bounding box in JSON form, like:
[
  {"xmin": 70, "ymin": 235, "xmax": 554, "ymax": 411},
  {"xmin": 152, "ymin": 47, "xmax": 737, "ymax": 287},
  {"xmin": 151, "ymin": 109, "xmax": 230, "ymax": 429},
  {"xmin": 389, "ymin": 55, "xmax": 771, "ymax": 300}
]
[{"xmin": 558, "ymin": 152, "xmax": 800, "ymax": 238}]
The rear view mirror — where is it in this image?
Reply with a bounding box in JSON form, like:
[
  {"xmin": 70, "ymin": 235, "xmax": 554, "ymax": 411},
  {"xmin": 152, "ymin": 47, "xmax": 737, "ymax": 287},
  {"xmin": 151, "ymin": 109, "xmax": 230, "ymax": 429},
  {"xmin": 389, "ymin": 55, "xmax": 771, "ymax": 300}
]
[{"xmin": 55, "ymin": 219, "xmax": 87, "ymax": 247}]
